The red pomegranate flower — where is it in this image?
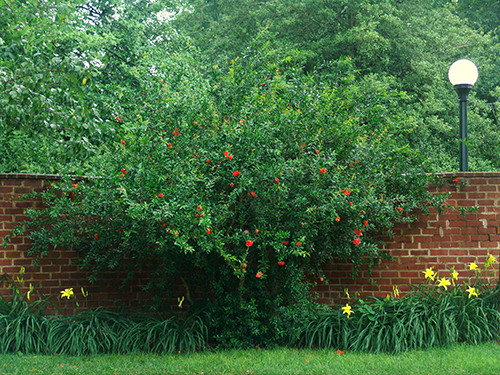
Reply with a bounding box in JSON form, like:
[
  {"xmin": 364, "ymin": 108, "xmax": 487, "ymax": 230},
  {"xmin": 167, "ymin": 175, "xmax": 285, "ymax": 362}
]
[
  {"xmin": 206, "ymin": 228, "xmax": 212, "ymax": 234},
  {"xmin": 246, "ymin": 240, "xmax": 254, "ymax": 247},
  {"xmin": 233, "ymin": 171, "xmax": 241, "ymax": 177},
  {"xmin": 256, "ymin": 271, "xmax": 263, "ymax": 278},
  {"xmin": 352, "ymin": 238, "xmax": 361, "ymax": 245},
  {"xmin": 319, "ymin": 168, "xmax": 326, "ymax": 174}
]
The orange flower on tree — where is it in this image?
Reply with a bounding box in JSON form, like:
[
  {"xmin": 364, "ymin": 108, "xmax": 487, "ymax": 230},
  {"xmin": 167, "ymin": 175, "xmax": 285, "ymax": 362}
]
[
  {"xmin": 343, "ymin": 189, "xmax": 351, "ymax": 196},
  {"xmin": 246, "ymin": 240, "xmax": 253, "ymax": 247},
  {"xmin": 233, "ymin": 170, "xmax": 241, "ymax": 177},
  {"xmin": 319, "ymin": 168, "xmax": 326, "ymax": 173},
  {"xmin": 352, "ymin": 238, "xmax": 361, "ymax": 245},
  {"xmin": 256, "ymin": 272, "xmax": 263, "ymax": 278}
]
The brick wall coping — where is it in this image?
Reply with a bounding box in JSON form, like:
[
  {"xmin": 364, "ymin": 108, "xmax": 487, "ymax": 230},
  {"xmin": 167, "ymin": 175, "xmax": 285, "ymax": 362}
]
[
  {"xmin": 0, "ymin": 173, "xmax": 61, "ymax": 180},
  {"xmin": 435, "ymin": 172, "xmax": 500, "ymax": 178},
  {"xmin": 3, "ymin": 171, "xmax": 500, "ymax": 181}
]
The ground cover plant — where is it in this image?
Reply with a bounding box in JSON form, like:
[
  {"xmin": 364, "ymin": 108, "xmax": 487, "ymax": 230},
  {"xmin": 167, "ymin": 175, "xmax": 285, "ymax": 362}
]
[
  {"xmin": 1, "ymin": 255, "xmax": 499, "ymax": 356},
  {"xmin": 0, "ymin": 270, "xmax": 207, "ymax": 355},
  {"xmin": 303, "ymin": 255, "xmax": 500, "ymax": 353}
]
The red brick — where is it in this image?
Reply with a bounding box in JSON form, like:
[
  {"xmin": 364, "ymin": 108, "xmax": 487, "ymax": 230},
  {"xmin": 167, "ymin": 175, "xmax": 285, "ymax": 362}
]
[
  {"xmin": 471, "ymin": 235, "xmax": 490, "ymax": 241},
  {"xmin": 469, "ymin": 193, "xmax": 486, "ymax": 199},
  {"xmin": 479, "ymin": 242, "xmax": 499, "ymax": 248},
  {"xmin": 2, "ymin": 180, "xmax": 23, "ymax": 186}
]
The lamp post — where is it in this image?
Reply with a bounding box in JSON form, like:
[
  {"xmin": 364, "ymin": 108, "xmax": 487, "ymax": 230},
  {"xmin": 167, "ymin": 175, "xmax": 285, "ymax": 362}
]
[{"xmin": 448, "ymin": 59, "xmax": 479, "ymax": 172}]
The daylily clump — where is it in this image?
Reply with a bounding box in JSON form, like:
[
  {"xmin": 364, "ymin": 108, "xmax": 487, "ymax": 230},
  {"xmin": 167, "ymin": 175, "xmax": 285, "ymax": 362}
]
[{"xmin": 419, "ymin": 254, "xmax": 498, "ymax": 299}]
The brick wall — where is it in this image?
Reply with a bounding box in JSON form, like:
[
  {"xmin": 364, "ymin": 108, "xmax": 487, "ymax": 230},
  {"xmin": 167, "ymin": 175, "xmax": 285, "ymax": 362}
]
[
  {"xmin": 1, "ymin": 172, "xmax": 500, "ymax": 313},
  {"xmin": 0, "ymin": 174, "xmax": 155, "ymax": 315},
  {"xmin": 315, "ymin": 172, "xmax": 500, "ymax": 305}
]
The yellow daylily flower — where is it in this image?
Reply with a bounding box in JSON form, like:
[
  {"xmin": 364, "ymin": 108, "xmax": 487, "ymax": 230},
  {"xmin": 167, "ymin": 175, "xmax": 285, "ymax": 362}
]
[
  {"xmin": 27, "ymin": 283, "xmax": 34, "ymax": 301},
  {"xmin": 344, "ymin": 288, "xmax": 351, "ymax": 300},
  {"xmin": 60, "ymin": 288, "xmax": 74, "ymax": 299},
  {"xmin": 485, "ymin": 254, "xmax": 497, "ymax": 268},
  {"xmin": 438, "ymin": 277, "xmax": 451, "ymax": 291},
  {"xmin": 422, "ymin": 267, "xmax": 436, "ymax": 281},
  {"xmin": 469, "ymin": 261, "xmax": 478, "ymax": 271},
  {"xmin": 341, "ymin": 304, "xmax": 353, "ymax": 318},
  {"xmin": 466, "ymin": 286, "xmax": 479, "ymax": 298},
  {"xmin": 393, "ymin": 285, "xmax": 400, "ymax": 298},
  {"xmin": 451, "ymin": 270, "xmax": 459, "ymax": 280}
]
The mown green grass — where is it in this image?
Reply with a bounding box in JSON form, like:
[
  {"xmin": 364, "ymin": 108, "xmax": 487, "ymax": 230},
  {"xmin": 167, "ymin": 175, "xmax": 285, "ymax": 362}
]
[{"xmin": 1, "ymin": 341, "xmax": 499, "ymax": 375}]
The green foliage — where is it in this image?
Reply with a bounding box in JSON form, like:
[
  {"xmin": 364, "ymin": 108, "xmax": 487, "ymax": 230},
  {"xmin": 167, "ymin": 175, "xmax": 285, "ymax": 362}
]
[
  {"xmin": 177, "ymin": 0, "xmax": 500, "ymax": 172},
  {"xmin": 0, "ymin": 0, "xmax": 120, "ymax": 173}
]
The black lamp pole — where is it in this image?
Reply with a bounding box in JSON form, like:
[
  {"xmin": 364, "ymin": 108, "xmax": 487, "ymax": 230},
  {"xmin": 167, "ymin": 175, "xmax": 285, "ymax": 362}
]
[{"xmin": 454, "ymin": 84, "xmax": 473, "ymax": 172}]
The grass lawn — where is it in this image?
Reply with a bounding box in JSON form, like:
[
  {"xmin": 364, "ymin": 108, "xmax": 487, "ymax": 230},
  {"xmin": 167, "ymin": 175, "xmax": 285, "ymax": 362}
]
[{"xmin": 1, "ymin": 342, "xmax": 499, "ymax": 375}]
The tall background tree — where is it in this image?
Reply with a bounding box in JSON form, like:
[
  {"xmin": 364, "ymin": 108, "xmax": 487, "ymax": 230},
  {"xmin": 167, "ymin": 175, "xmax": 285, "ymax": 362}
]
[{"xmin": 175, "ymin": 0, "xmax": 500, "ymax": 172}]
